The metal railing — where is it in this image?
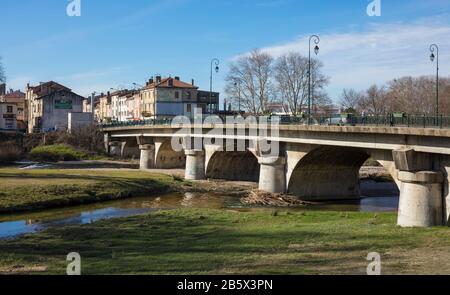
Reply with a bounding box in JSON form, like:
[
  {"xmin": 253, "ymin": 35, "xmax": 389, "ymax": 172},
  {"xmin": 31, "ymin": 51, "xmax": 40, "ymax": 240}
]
[{"xmin": 101, "ymin": 114, "xmax": 450, "ymax": 129}]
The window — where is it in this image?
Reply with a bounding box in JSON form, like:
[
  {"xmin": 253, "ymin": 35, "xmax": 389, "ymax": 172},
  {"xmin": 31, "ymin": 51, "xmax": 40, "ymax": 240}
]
[
  {"xmin": 175, "ymin": 91, "xmax": 180, "ymax": 99},
  {"xmin": 7, "ymin": 106, "xmax": 13, "ymax": 113},
  {"xmin": 186, "ymin": 104, "xmax": 192, "ymax": 113}
]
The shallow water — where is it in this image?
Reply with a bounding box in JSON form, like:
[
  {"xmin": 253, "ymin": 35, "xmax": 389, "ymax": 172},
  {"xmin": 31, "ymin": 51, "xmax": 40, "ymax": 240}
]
[{"xmin": 0, "ymin": 189, "xmax": 399, "ymax": 239}]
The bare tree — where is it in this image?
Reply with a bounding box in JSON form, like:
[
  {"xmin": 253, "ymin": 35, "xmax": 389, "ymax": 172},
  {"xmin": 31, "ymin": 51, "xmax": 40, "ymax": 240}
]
[
  {"xmin": 274, "ymin": 53, "xmax": 329, "ymax": 116},
  {"xmin": 225, "ymin": 49, "xmax": 274, "ymax": 114},
  {"xmin": 273, "ymin": 53, "xmax": 308, "ymax": 116},
  {"xmin": 360, "ymin": 85, "xmax": 388, "ymax": 115},
  {"xmin": 385, "ymin": 76, "xmax": 450, "ymax": 115},
  {"xmin": 0, "ymin": 56, "xmax": 5, "ymax": 83},
  {"xmin": 310, "ymin": 59, "xmax": 330, "ymax": 113},
  {"xmin": 339, "ymin": 88, "xmax": 364, "ymax": 111}
]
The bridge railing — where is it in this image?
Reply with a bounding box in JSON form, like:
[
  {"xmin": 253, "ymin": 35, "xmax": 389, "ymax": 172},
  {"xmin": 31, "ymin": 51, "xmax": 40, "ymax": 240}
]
[{"xmin": 101, "ymin": 115, "xmax": 450, "ymax": 129}]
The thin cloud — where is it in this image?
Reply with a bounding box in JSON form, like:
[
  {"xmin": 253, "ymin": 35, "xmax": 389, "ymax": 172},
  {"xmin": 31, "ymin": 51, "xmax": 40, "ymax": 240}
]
[{"xmin": 235, "ymin": 19, "xmax": 450, "ymax": 100}]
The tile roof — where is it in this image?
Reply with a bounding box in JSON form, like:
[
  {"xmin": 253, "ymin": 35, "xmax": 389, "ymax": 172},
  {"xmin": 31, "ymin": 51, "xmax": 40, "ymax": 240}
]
[
  {"xmin": 29, "ymin": 81, "xmax": 71, "ymax": 97},
  {"xmin": 145, "ymin": 77, "xmax": 197, "ymax": 90},
  {"xmin": 1, "ymin": 90, "xmax": 25, "ymax": 103}
]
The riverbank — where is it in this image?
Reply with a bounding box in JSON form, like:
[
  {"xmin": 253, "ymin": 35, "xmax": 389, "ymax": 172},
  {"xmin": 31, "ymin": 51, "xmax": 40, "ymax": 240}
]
[
  {"xmin": 0, "ymin": 164, "xmax": 397, "ymax": 214},
  {"xmin": 0, "ymin": 167, "xmax": 190, "ymax": 214},
  {"xmin": 1, "ymin": 208, "xmax": 449, "ymax": 274}
]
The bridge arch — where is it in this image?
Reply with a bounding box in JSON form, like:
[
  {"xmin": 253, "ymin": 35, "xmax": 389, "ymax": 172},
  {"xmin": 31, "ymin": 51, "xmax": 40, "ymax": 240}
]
[
  {"xmin": 155, "ymin": 139, "xmax": 186, "ymax": 169},
  {"xmin": 287, "ymin": 146, "xmax": 399, "ymax": 200},
  {"xmin": 205, "ymin": 142, "xmax": 260, "ymax": 182}
]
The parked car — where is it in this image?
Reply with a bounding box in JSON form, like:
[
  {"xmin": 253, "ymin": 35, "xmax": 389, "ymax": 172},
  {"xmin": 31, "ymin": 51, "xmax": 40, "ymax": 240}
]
[{"xmin": 324, "ymin": 113, "xmax": 356, "ymax": 126}]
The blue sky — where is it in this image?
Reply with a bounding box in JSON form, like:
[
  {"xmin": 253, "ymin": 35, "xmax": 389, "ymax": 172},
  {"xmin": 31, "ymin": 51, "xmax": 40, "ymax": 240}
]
[{"xmin": 1, "ymin": 0, "xmax": 450, "ymax": 103}]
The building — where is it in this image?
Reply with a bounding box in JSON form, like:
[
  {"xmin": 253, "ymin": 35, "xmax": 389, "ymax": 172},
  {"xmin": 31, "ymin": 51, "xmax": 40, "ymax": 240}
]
[
  {"xmin": 140, "ymin": 76, "xmax": 219, "ymax": 119},
  {"xmin": 0, "ymin": 85, "xmax": 26, "ymax": 129},
  {"xmin": 109, "ymin": 90, "xmax": 135, "ymax": 122},
  {"xmin": 26, "ymin": 81, "xmax": 85, "ymax": 133},
  {"xmin": 97, "ymin": 92, "xmax": 112, "ymax": 123},
  {"xmin": 83, "ymin": 94, "xmax": 101, "ymax": 122},
  {"xmin": 0, "ymin": 102, "xmax": 17, "ymax": 130},
  {"xmin": 129, "ymin": 91, "xmax": 141, "ymax": 121}
]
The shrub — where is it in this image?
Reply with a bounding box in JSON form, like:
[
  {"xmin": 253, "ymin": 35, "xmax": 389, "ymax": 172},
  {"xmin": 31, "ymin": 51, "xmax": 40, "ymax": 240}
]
[
  {"xmin": 57, "ymin": 125, "xmax": 105, "ymax": 154},
  {"xmin": 23, "ymin": 125, "xmax": 106, "ymax": 155},
  {"xmin": 29, "ymin": 144, "xmax": 88, "ymax": 162}
]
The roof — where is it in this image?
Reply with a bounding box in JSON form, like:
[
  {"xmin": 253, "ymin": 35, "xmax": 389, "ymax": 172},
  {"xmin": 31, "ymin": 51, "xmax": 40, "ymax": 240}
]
[
  {"xmin": 29, "ymin": 81, "xmax": 71, "ymax": 97},
  {"xmin": 2, "ymin": 90, "xmax": 25, "ymax": 103},
  {"xmin": 35, "ymin": 88, "xmax": 85, "ymax": 100},
  {"xmin": 144, "ymin": 77, "xmax": 198, "ymax": 90},
  {"xmin": 110, "ymin": 89, "xmax": 133, "ymax": 97}
]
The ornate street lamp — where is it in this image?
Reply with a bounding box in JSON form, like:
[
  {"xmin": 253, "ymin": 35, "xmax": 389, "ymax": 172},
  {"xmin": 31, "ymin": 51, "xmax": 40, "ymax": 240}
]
[
  {"xmin": 429, "ymin": 44, "xmax": 439, "ymax": 119},
  {"xmin": 210, "ymin": 58, "xmax": 220, "ymax": 114},
  {"xmin": 234, "ymin": 81, "xmax": 241, "ymax": 113},
  {"xmin": 308, "ymin": 35, "xmax": 320, "ymax": 125}
]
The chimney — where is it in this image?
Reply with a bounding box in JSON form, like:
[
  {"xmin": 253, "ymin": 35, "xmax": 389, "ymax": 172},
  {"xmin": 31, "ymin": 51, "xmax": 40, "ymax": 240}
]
[
  {"xmin": 156, "ymin": 76, "xmax": 162, "ymax": 83},
  {"xmin": 191, "ymin": 79, "xmax": 195, "ymax": 86},
  {"xmin": 149, "ymin": 78, "xmax": 154, "ymax": 84},
  {"xmin": 175, "ymin": 76, "xmax": 180, "ymax": 81},
  {"xmin": 0, "ymin": 83, "xmax": 5, "ymax": 96}
]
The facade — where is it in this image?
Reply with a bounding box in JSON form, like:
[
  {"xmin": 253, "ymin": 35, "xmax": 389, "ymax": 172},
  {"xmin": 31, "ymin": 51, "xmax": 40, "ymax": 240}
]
[
  {"xmin": 0, "ymin": 102, "xmax": 17, "ymax": 130},
  {"xmin": 83, "ymin": 94, "xmax": 101, "ymax": 122},
  {"xmin": 26, "ymin": 81, "xmax": 85, "ymax": 133},
  {"xmin": 130, "ymin": 92, "xmax": 141, "ymax": 120},
  {"xmin": 98, "ymin": 93, "xmax": 112, "ymax": 123},
  {"xmin": 140, "ymin": 76, "xmax": 219, "ymax": 119},
  {"xmin": 92, "ymin": 76, "xmax": 221, "ymax": 123},
  {"xmin": 109, "ymin": 90, "xmax": 135, "ymax": 122},
  {"xmin": 0, "ymin": 86, "xmax": 26, "ymax": 129}
]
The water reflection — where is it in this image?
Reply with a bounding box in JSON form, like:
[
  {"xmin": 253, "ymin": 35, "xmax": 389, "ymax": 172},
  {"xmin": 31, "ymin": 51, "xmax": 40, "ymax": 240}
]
[{"xmin": 0, "ymin": 191, "xmax": 399, "ymax": 239}]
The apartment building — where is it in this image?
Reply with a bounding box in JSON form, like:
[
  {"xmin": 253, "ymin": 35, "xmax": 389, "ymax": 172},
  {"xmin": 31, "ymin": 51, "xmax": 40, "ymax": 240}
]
[
  {"xmin": 0, "ymin": 102, "xmax": 17, "ymax": 130},
  {"xmin": 26, "ymin": 81, "xmax": 85, "ymax": 133},
  {"xmin": 140, "ymin": 76, "xmax": 219, "ymax": 119},
  {"xmin": 0, "ymin": 84, "xmax": 26, "ymax": 129}
]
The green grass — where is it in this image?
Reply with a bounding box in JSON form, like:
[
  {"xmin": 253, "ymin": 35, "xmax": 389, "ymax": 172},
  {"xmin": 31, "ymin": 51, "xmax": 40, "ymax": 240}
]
[
  {"xmin": 29, "ymin": 144, "xmax": 88, "ymax": 162},
  {"xmin": 0, "ymin": 209, "xmax": 449, "ymax": 275},
  {"xmin": 0, "ymin": 167, "xmax": 187, "ymax": 213}
]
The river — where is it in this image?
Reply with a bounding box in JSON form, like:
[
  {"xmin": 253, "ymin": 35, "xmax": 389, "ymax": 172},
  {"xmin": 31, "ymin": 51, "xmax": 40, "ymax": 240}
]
[{"xmin": 0, "ymin": 179, "xmax": 399, "ymax": 239}]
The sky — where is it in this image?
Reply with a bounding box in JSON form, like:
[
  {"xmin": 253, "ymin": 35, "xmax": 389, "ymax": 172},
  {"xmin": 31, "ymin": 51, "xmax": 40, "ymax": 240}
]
[{"xmin": 1, "ymin": 0, "xmax": 450, "ymax": 104}]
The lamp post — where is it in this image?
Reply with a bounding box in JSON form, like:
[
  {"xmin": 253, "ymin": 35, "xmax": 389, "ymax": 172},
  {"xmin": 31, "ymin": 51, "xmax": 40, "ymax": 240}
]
[
  {"xmin": 429, "ymin": 44, "xmax": 439, "ymax": 119},
  {"xmin": 152, "ymin": 74, "xmax": 161, "ymax": 120},
  {"xmin": 234, "ymin": 81, "xmax": 241, "ymax": 114},
  {"xmin": 210, "ymin": 58, "xmax": 220, "ymax": 114},
  {"xmin": 308, "ymin": 35, "xmax": 320, "ymax": 125}
]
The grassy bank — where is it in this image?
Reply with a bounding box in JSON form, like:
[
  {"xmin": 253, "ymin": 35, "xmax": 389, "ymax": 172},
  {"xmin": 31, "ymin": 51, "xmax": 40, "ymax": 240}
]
[
  {"xmin": 0, "ymin": 209, "xmax": 449, "ymax": 274},
  {"xmin": 0, "ymin": 167, "xmax": 187, "ymax": 213}
]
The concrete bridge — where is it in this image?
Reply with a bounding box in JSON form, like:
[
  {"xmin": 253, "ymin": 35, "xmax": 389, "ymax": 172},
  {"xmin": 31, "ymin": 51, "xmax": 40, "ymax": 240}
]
[{"xmin": 102, "ymin": 122, "xmax": 450, "ymax": 228}]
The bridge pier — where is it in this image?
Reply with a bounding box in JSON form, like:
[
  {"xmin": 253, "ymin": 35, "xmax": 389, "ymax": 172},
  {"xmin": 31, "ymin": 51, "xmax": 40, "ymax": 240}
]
[
  {"xmin": 259, "ymin": 156, "xmax": 286, "ymax": 194},
  {"xmin": 185, "ymin": 149, "xmax": 206, "ymax": 180},
  {"xmin": 397, "ymin": 171, "xmax": 444, "ymax": 227},
  {"xmin": 139, "ymin": 144, "xmax": 155, "ymax": 170}
]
